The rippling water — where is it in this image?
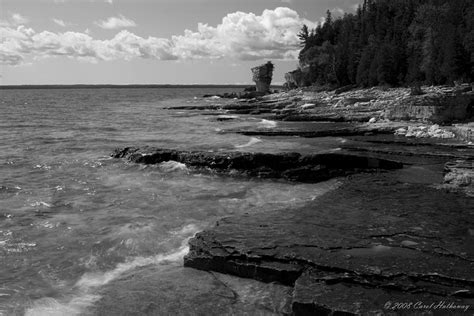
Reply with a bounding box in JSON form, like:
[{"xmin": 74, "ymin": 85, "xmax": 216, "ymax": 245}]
[{"xmin": 0, "ymin": 88, "xmax": 340, "ymax": 315}]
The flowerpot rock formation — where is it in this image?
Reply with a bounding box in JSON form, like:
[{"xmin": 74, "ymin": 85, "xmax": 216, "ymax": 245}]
[{"xmin": 251, "ymin": 61, "xmax": 274, "ymax": 93}]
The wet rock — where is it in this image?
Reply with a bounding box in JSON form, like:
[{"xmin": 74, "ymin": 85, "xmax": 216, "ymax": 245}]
[
  {"xmin": 112, "ymin": 147, "xmax": 403, "ymax": 183},
  {"xmin": 184, "ymin": 173, "xmax": 474, "ymax": 315},
  {"xmin": 225, "ymin": 124, "xmax": 397, "ymax": 138},
  {"xmin": 92, "ymin": 266, "xmax": 293, "ymax": 316},
  {"xmin": 215, "ymin": 115, "xmax": 239, "ymax": 121}
]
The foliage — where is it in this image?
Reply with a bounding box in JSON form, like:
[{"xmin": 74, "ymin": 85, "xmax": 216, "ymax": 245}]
[{"xmin": 297, "ymin": 0, "xmax": 474, "ymax": 87}]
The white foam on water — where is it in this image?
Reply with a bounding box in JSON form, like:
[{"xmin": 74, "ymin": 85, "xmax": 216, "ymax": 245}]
[
  {"xmin": 24, "ymin": 224, "xmax": 201, "ymax": 316},
  {"xmin": 217, "ymin": 115, "xmax": 239, "ymax": 120},
  {"xmin": 30, "ymin": 201, "xmax": 52, "ymax": 208},
  {"xmin": 171, "ymin": 223, "xmax": 200, "ymax": 237},
  {"xmin": 258, "ymin": 119, "xmax": 277, "ymax": 129},
  {"xmin": 235, "ymin": 137, "xmax": 262, "ymax": 148},
  {"xmin": 158, "ymin": 160, "xmax": 189, "ymax": 172},
  {"xmin": 25, "ymin": 295, "xmax": 100, "ymax": 316},
  {"xmin": 75, "ymin": 244, "xmax": 189, "ymax": 289}
]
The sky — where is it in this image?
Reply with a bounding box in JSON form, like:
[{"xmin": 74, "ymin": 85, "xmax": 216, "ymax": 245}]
[{"xmin": 0, "ymin": 0, "xmax": 361, "ymax": 85}]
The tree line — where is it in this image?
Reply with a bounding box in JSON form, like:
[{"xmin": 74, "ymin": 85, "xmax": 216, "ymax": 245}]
[{"xmin": 296, "ymin": 0, "xmax": 473, "ymax": 88}]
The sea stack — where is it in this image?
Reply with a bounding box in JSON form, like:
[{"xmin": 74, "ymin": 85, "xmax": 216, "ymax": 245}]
[{"xmin": 251, "ymin": 61, "xmax": 274, "ymax": 93}]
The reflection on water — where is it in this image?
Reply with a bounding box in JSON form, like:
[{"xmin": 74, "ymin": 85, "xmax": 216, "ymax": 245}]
[{"xmin": 0, "ymin": 88, "xmax": 341, "ymax": 315}]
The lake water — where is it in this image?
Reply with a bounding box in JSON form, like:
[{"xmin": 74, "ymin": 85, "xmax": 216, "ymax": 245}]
[{"xmin": 0, "ymin": 88, "xmax": 340, "ymax": 315}]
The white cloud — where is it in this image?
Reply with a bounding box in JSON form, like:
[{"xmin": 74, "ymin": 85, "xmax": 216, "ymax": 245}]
[
  {"xmin": 11, "ymin": 13, "xmax": 29, "ymax": 25},
  {"xmin": 1, "ymin": 13, "xmax": 29, "ymax": 27},
  {"xmin": 172, "ymin": 7, "xmax": 317, "ymax": 60},
  {"xmin": 331, "ymin": 7, "xmax": 345, "ymax": 16},
  {"xmin": 0, "ymin": 26, "xmax": 176, "ymax": 65},
  {"xmin": 0, "ymin": 7, "xmax": 318, "ymax": 65},
  {"xmin": 105, "ymin": 0, "xmax": 113, "ymax": 4},
  {"xmin": 95, "ymin": 15, "xmax": 136, "ymax": 29},
  {"xmin": 52, "ymin": 18, "xmax": 70, "ymax": 27}
]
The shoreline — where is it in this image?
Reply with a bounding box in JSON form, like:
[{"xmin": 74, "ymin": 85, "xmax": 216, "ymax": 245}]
[{"xmin": 112, "ymin": 85, "xmax": 473, "ymax": 315}]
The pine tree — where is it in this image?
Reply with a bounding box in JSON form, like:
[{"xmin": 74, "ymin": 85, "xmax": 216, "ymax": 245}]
[{"xmin": 295, "ymin": 0, "xmax": 473, "ymax": 88}]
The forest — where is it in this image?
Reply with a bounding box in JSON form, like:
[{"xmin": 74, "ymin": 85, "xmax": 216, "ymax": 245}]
[{"xmin": 296, "ymin": 0, "xmax": 474, "ymax": 88}]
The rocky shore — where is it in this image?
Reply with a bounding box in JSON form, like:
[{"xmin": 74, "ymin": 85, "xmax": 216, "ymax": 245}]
[
  {"xmin": 184, "ymin": 171, "xmax": 473, "ymax": 315},
  {"xmin": 112, "ymin": 147, "xmax": 402, "ymax": 183},
  {"xmin": 113, "ymin": 84, "xmax": 473, "ymax": 315}
]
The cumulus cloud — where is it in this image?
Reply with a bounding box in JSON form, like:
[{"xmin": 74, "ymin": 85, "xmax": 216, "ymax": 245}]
[
  {"xmin": 1, "ymin": 7, "xmax": 318, "ymax": 65},
  {"xmin": 0, "ymin": 26, "xmax": 176, "ymax": 65},
  {"xmin": 172, "ymin": 7, "xmax": 317, "ymax": 60},
  {"xmin": 95, "ymin": 15, "xmax": 136, "ymax": 29}
]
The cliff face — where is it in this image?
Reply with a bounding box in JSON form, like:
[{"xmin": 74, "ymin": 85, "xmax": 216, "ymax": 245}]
[
  {"xmin": 386, "ymin": 88, "xmax": 473, "ymax": 124},
  {"xmin": 284, "ymin": 69, "xmax": 305, "ymax": 89},
  {"xmin": 251, "ymin": 61, "xmax": 274, "ymax": 93}
]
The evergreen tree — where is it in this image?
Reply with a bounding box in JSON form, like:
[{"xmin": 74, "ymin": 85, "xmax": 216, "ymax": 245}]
[{"xmin": 296, "ymin": 0, "xmax": 473, "ymax": 87}]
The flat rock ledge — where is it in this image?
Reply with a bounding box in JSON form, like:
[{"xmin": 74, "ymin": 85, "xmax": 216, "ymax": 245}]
[
  {"xmin": 167, "ymin": 85, "xmax": 473, "ymax": 125},
  {"xmin": 184, "ymin": 173, "xmax": 474, "ymax": 315},
  {"xmin": 112, "ymin": 147, "xmax": 402, "ymax": 183}
]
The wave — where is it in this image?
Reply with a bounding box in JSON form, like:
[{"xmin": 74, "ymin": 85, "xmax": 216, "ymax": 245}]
[
  {"xmin": 30, "ymin": 201, "xmax": 52, "ymax": 208},
  {"xmin": 158, "ymin": 160, "xmax": 189, "ymax": 172},
  {"xmin": 24, "ymin": 295, "xmax": 101, "ymax": 316},
  {"xmin": 24, "ymin": 224, "xmax": 201, "ymax": 316},
  {"xmin": 0, "ymin": 185, "xmax": 21, "ymax": 194},
  {"xmin": 235, "ymin": 137, "xmax": 262, "ymax": 148},
  {"xmin": 257, "ymin": 119, "xmax": 277, "ymax": 129}
]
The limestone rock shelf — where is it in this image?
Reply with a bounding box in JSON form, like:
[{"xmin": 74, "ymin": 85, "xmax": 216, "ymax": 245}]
[
  {"xmin": 183, "ymin": 172, "xmax": 474, "ymax": 315},
  {"xmin": 112, "ymin": 147, "xmax": 403, "ymax": 183}
]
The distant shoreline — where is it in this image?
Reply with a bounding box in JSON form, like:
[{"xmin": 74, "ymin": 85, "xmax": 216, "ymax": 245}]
[{"xmin": 0, "ymin": 84, "xmax": 283, "ymax": 90}]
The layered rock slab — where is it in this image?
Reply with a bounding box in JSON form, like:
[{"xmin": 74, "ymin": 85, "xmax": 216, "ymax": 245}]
[
  {"xmin": 112, "ymin": 147, "xmax": 402, "ymax": 183},
  {"xmin": 184, "ymin": 172, "xmax": 474, "ymax": 315}
]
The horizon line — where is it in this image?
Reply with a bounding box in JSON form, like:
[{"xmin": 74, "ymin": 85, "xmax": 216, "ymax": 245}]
[{"xmin": 0, "ymin": 83, "xmax": 284, "ymax": 89}]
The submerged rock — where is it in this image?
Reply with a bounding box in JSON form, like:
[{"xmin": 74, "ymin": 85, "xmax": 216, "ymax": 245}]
[{"xmin": 112, "ymin": 147, "xmax": 403, "ymax": 183}]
